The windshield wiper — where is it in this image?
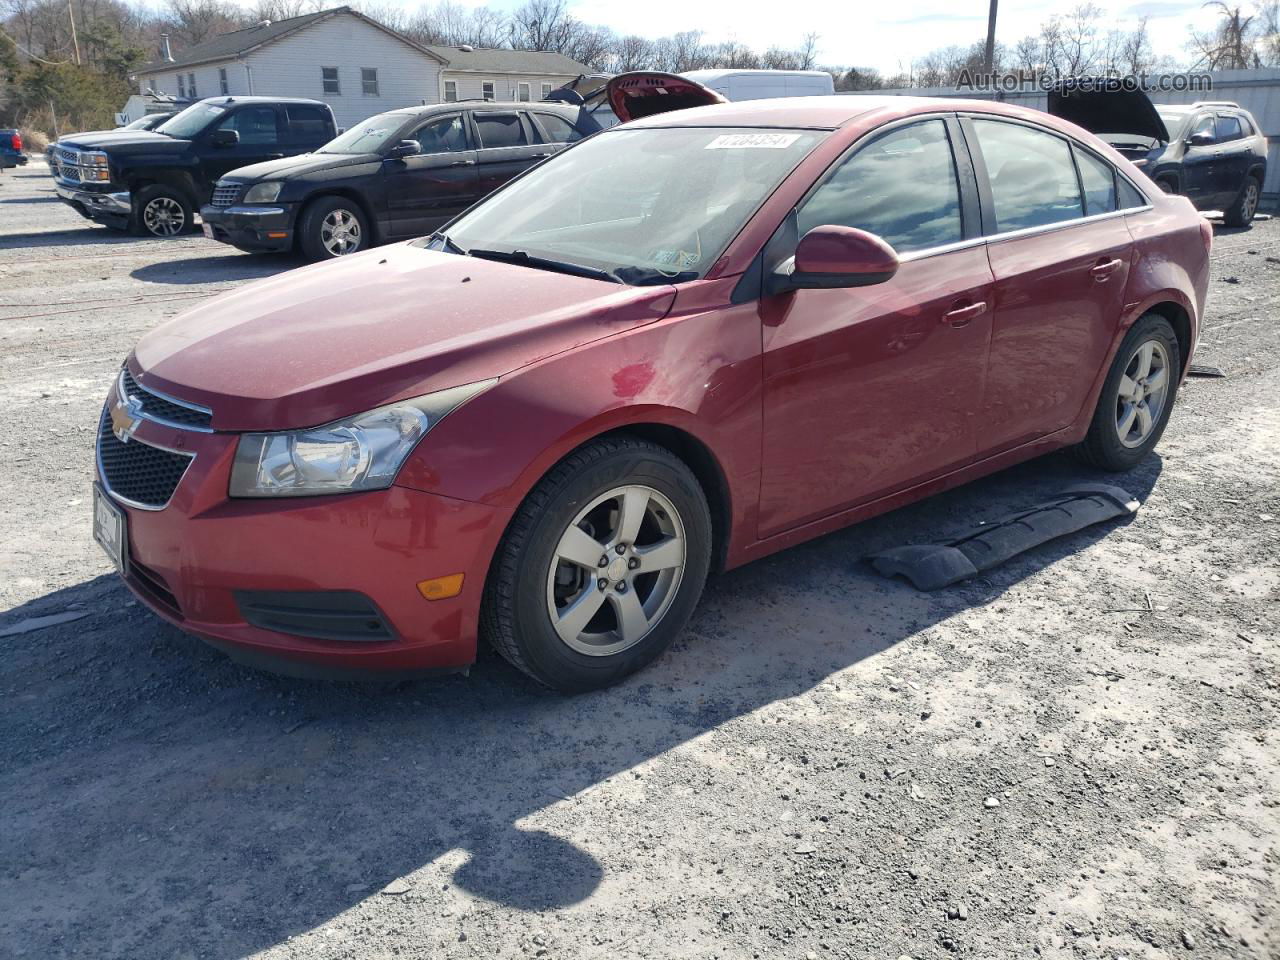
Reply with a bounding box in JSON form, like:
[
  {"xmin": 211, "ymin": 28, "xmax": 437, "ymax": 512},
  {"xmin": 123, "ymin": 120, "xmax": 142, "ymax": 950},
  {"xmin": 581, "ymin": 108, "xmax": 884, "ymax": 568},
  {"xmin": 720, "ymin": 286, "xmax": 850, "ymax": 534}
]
[{"xmin": 466, "ymin": 248, "xmax": 621, "ymax": 284}]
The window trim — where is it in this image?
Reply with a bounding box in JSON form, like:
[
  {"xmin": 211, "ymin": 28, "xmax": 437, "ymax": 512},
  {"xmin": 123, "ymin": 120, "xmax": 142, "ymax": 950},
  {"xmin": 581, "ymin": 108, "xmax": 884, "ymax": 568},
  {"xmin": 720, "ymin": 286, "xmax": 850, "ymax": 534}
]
[
  {"xmin": 443, "ymin": 79, "xmax": 458, "ymax": 103},
  {"xmin": 218, "ymin": 67, "xmax": 228, "ymax": 96},
  {"xmin": 361, "ymin": 67, "xmax": 379, "ymax": 97},
  {"xmin": 481, "ymin": 79, "xmax": 496, "ymax": 101},
  {"xmin": 321, "ymin": 66, "xmax": 341, "ymax": 96}
]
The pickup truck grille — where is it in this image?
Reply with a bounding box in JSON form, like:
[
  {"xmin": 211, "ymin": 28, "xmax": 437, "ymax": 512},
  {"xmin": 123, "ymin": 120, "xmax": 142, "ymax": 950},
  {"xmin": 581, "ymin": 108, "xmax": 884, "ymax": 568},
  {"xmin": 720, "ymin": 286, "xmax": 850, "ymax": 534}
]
[
  {"xmin": 97, "ymin": 408, "xmax": 194, "ymax": 510},
  {"xmin": 210, "ymin": 182, "xmax": 241, "ymax": 206},
  {"xmin": 120, "ymin": 367, "xmax": 213, "ymax": 431}
]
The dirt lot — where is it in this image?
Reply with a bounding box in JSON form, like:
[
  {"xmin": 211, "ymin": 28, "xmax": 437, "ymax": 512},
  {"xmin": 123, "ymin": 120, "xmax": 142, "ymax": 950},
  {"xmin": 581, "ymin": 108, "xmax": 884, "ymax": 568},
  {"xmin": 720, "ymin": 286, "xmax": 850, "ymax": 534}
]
[{"xmin": 1, "ymin": 161, "xmax": 1277, "ymax": 960}]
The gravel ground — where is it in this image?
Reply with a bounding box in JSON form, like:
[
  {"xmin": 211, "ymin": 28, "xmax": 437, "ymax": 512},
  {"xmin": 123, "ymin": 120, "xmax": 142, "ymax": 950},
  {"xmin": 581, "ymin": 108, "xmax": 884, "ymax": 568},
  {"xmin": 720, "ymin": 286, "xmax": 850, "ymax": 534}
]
[{"xmin": 1, "ymin": 161, "xmax": 1277, "ymax": 960}]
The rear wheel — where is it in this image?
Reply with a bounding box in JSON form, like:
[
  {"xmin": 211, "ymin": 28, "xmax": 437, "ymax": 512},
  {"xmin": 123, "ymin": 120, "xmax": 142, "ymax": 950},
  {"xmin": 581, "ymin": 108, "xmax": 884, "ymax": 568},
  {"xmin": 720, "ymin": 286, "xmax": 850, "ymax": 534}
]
[
  {"xmin": 481, "ymin": 437, "xmax": 712, "ymax": 692},
  {"xmin": 299, "ymin": 196, "xmax": 369, "ymax": 261},
  {"xmin": 133, "ymin": 185, "xmax": 193, "ymax": 237},
  {"xmin": 1223, "ymin": 174, "xmax": 1261, "ymax": 227},
  {"xmin": 1074, "ymin": 313, "xmax": 1181, "ymax": 471}
]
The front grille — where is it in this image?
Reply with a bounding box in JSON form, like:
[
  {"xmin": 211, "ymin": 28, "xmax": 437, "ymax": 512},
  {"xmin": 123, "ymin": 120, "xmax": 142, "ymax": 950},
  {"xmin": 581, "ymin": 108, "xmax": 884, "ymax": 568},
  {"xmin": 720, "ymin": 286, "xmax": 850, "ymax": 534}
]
[
  {"xmin": 210, "ymin": 182, "xmax": 240, "ymax": 207},
  {"xmin": 97, "ymin": 408, "xmax": 194, "ymax": 509},
  {"xmin": 59, "ymin": 164, "xmax": 81, "ymax": 183},
  {"xmin": 56, "ymin": 146, "xmax": 80, "ymax": 166},
  {"xmin": 121, "ymin": 368, "xmax": 213, "ymax": 430}
]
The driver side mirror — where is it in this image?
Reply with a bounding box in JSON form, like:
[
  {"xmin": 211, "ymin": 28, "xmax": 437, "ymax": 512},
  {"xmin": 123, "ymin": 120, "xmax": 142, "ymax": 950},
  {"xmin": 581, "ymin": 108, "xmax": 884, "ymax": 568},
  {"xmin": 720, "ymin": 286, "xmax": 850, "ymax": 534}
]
[
  {"xmin": 387, "ymin": 140, "xmax": 421, "ymax": 159},
  {"xmin": 768, "ymin": 225, "xmax": 900, "ymax": 295},
  {"xmin": 209, "ymin": 128, "xmax": 239, "ymax": 148},
  {"xmin": 1187, "ymin": 131, "xmax": 1215, "ymax": 147}
]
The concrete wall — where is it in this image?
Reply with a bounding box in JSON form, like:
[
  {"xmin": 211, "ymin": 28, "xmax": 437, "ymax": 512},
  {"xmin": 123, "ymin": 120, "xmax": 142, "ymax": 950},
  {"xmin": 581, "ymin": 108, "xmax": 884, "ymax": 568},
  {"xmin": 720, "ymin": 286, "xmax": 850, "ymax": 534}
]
[
  {"xmin": 440, "ymin": 71, "xmax": 578, "ymax": 104},
  {"xmin": 866, "ymin": 69, "xmax": 1280, "ymax": 199}
]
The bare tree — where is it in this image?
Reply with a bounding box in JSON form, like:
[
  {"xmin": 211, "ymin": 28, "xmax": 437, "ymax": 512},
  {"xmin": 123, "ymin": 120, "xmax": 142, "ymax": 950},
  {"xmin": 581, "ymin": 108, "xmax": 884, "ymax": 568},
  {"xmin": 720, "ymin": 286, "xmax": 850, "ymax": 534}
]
[
  {"xmin": 162, "ymin": 0, "xmax": 241, "ymax": 46},
  {"xmin": 1188, "ymin": 1, "xmax": 1259, "ymax": 68}
]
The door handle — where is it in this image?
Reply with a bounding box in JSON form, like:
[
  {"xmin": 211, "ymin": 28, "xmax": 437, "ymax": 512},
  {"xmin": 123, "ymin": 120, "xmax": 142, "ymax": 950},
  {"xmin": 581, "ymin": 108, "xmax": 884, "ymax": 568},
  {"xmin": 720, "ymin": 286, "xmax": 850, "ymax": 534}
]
[
  {"xmin": 942, "ymin": 300, "xmax": 987, "ymax": 327},
  {"xmin": 531, "ymin": 152, "xmax": 552, "ymax": 158},
  {"xmin": 1090, "ymin": 258, "xmax": 1123, "ymax": 281},
  {"xmin": 449, "ymin": 159, "xmax": 475, "ymax": 166}
]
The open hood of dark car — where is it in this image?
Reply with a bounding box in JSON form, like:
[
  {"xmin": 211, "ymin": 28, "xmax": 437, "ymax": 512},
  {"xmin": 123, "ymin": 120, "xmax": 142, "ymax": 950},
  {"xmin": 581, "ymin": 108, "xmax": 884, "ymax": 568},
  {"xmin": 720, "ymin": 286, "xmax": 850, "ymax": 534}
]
[{"xmin": 1046, "ymin": 81, "xmax": 1169, "ymax": 143}]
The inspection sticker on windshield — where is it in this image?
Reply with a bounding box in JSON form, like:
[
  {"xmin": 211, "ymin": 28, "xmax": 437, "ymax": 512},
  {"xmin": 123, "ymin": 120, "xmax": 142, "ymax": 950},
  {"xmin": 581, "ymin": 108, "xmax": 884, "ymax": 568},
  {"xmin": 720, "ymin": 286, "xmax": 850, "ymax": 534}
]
[{"xmin": 705, "ymin": 133, "xmax": 801, "ymax": 150}]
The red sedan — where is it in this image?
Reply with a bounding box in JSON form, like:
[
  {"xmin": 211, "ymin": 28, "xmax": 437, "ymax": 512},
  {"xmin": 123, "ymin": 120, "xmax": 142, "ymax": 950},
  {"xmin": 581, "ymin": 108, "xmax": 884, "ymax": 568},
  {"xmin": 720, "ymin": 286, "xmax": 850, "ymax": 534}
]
[{"xmin": 93, "ymin": 95, "xmax": 1210, "ymax": 691}]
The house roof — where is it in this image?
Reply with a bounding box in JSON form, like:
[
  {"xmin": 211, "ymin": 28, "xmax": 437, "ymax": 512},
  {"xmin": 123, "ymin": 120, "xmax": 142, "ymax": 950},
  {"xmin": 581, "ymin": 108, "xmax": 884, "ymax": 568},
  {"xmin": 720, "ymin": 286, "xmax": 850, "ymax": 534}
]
[
  {"xmin": 424, "ymin": 45, "xmax": 590, "ymax": 76},
  {"xmin": 139, "ymin": 6, "xmax": 592, "ymax": 77}
]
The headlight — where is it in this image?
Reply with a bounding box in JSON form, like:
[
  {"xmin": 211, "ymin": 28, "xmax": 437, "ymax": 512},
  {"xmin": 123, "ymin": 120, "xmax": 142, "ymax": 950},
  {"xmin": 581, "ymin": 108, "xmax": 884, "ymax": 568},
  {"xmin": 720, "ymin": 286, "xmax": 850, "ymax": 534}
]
[
  {"xmin": 243, "ymin": 181, "xmax": 283, "ymax": 203},
  {"xmin": 228, "ymin": 380, "xmax": 495, "ymax": 497},
  {"xmin": 85, "ymin": 151, "xmax": 110, "ymax": 181}
]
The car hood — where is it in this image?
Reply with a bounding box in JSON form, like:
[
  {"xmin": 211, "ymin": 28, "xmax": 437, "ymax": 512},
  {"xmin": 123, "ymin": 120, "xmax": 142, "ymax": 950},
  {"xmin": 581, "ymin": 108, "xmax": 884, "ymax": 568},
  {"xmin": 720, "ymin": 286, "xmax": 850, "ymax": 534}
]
[
  {"xmin": 1046, "ymin": 82, "xmax": 1169, "ymax": 143},
  {"xmin": 59, "ymin": 130, "xmax": 190, "ymax": 151},
  {"xmin": 131, "ymin": 243, "xmax": 677, "ymax": 431},
  {"xmin": 222, "ymin": 151, "xmax": 377, "ymax": 183}
]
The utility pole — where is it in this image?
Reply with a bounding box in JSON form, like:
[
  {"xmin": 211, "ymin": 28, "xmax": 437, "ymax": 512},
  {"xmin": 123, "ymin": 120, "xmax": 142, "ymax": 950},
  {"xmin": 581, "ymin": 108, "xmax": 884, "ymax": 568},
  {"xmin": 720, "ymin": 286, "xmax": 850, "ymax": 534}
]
[
  {"xmin": 67, "ymin": 0, "xmax": 81, "ymax": 65},
  {"xmin": 984, "ymin": 0, "xmax": 998, "ymax": 72}
]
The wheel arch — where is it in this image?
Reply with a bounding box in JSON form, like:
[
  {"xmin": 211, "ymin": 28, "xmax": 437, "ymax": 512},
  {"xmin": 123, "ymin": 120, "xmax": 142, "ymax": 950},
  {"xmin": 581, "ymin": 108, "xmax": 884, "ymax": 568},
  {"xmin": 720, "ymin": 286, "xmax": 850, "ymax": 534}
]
[{"xmin": 1143, "ymin": 300, "xmax": 1194, "ymax": 375}]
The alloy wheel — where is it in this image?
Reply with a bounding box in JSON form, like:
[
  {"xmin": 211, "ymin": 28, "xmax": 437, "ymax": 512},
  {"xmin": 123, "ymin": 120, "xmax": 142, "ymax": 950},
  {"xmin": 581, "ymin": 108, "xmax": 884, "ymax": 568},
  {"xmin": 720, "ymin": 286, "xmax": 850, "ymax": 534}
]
[
  {"xmin": 321, "ymin": 209, "xmax": 362, "ymax": 256},
  {"xmin": 545, "ymin": 484, "xmax": 686, "ymax": 657},
  {"xmin": 143, "ymin": 197, "xmax": 185, "ymax": 236},
  {"xmin": 1244, "ymin": 180, "xmax": 1259, "ymax": 220},
  {"xmin": 1115, "ymin": 339, "xmax": 1171, "ymax": 448}
]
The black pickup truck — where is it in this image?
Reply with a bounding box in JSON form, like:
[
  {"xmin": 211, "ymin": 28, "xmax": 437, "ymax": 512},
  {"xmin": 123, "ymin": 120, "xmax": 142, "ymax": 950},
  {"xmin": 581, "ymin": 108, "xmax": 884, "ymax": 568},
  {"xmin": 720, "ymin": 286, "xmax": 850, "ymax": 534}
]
[{"xmin": 51, "ymin": 96, "xmax": 336, "ymax": 237}]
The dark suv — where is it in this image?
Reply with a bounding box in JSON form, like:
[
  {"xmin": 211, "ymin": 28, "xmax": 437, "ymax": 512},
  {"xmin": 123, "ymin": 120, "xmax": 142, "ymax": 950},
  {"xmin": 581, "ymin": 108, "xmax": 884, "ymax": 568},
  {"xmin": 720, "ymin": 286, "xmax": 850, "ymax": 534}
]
[
  {"xmin": 51, "ymin": 96, "xmax": 336, "ymax": 237},
  {"xmin": 1049, "ymin": 86, "xmax": 1267, "ymax": 227},
  {"xmin": 200, "ymin": 101, "xmax": 599, "ymax": 260}
]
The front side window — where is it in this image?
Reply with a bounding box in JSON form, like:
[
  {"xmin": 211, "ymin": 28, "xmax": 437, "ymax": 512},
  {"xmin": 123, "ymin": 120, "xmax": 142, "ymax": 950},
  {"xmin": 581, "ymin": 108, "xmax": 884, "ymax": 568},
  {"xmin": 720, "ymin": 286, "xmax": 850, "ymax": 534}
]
[
  {"xmin": 971, "ymin": 119, "xmax": 1083, "ymax": 233},
  {"xmin": 440, "ymin": 126, "xmax": 824, "ymax": 281},
  {"xmin": 218, "ymin": 106, "xmax": 279, "ymax": 146},
  {"xmin": 218, "ymin": 67, "xmax": 228, "ymax": 95},
  {"xmin": 518, "ymin": 82, "xmax": 531, "ymax": 102},
  {"xmin": 362, "ymin": 68, "xmax": 379, "ymax": 97},
  {"xmin": 1075, "ymin": 148, "xmax": 1117, "ymax": 216},
  {"xmin": 474, "ymin": 113, "xmax": 527, "ymax": 148},
  {"xmin": 1216, "ymin": 115, "xmax": 1243, "ymax": 142},
  {"xmin": 797, "ymin": 119, "xmax": 963, "ymax": 254},
  {"xmin": 322, "ymin": 66, "xmax": 340, "ymax": 95},
  {"xmin": 444, "ymin": 80, "xmax": 458, "ymax": 102},
  {"xmin": 188, "ymin": 73, "xmax": 197, "ymax": 97},
  {"xmin": 413, "ymin": 115, "xmax": 468, "ymax": 153},
  {"xmin": 481, "ymin": 80, "xmax": 495, "ymax": 101},
  {"xmin": 1189, "ymin": 114, "xmax": 1215, "ymax": 143}
]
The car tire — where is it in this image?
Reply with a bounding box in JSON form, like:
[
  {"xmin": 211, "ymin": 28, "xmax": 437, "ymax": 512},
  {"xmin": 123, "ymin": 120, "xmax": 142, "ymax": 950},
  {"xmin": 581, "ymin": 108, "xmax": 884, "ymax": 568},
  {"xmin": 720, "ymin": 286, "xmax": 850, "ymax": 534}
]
[
  {"xmin": 481, "ymin": 437, "xmax": 713, "ymax": 693},
  {"xmin": 1155, "ymin": 176, "xmax": 1177, "ymax": 195},
  {"xmin": 1073, "ymin": 313, "xmax": 1181, "ymax": 471},
  {"xmin": 1222, "ymin": 173, "xmax": 1261, "ymax": 227},
  {"xmin": 299, "ymin": 196, "xmax": 370, "ymax": 261},
  {"xmin": 132, "ymin": 184, "xmax": 194, "ymax": 237}
]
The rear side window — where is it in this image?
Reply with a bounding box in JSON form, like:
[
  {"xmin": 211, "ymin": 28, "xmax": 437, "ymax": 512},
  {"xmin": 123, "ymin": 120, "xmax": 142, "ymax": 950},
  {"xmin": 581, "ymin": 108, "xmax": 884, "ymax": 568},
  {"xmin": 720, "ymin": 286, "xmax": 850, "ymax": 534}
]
[
  {"xmin": 474, "ymin": 113, "xmax": 527, "ymax": 148},
  {"xmin": 218, "ymin": 107, "xmax": 280, "ymax": 145},
  {"xmin": 533, "ymin": 113, "xmax": 582, "ymax": 144},
  {"xmin": 1216, "ymin": 115, "xmax": 1244, "ymax": 142},
  {"xmin": 971, "ymin": 119, "xmax": 1083, "ymax": 232},
  {"xmin": 1240, "ymin": 114, "xmax": 1256, "ymax": 135},
  {"xmin": 1117, "ymin": 177, "xmax": 1148, "ymax": 210},
  {"xmin": 1075, "ymin": 148, "xmax": 1117, "ymax": 216},
  {"xmin": 287, "ymin": 106, "xmax": 329, "ymax": 140},
  {"xmin": 796, "ymin": 119, "xmax": 963, "ymax": 254}
]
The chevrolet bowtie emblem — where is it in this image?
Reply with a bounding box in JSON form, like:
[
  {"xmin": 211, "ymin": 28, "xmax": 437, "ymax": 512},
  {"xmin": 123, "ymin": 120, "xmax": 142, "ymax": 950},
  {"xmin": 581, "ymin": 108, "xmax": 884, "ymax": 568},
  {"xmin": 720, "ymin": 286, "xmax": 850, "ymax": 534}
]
[{"xmin": 109, "ymin": 391, "xmax": 145, "ymax": 443}]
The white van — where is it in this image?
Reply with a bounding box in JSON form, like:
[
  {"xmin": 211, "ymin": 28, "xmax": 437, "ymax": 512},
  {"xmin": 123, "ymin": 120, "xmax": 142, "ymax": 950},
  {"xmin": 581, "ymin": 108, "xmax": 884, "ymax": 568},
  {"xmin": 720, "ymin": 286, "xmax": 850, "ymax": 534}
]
[{"xmin": 679, "ymin": 69, "xmax": 835, "ymax": 101}]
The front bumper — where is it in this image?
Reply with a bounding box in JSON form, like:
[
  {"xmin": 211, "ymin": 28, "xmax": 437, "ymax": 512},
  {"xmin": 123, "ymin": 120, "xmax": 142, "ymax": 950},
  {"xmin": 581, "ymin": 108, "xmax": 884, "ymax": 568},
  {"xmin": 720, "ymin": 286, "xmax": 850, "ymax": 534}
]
[
  {"xmin": 200, "ymin": 203, "xmax": 296, "ymax": 252},
  {"xmin": 56, "ymin": 183, "xmax": 131, "ymax": 222},
  {"xmin": 98, "ymin": 391, "xmax": 512, "ymax": 676}
]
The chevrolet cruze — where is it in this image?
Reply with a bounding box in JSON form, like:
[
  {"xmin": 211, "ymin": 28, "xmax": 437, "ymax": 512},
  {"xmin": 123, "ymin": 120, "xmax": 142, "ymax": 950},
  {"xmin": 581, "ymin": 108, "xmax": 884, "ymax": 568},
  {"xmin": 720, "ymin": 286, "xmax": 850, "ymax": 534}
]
[{"xmin": 93, "ymin": 96, "xmax": 1210, "ymax": 692}]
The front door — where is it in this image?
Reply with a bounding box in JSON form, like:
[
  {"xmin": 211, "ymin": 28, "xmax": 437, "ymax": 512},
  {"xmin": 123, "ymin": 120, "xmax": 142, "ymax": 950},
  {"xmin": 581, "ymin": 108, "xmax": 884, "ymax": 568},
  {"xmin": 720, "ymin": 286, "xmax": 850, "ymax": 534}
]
[
  {"xmin": 201, "ymin": 106, "xmax": 286, "ymax": 192},
  {"xmin": 1213, "ymin": 113, "xmax": 1252, "ymax": 205},
  {"xmin": 965, "ymin": 118, "xmax": 1133, "ymax": 451},
  {"xmin": 382, "ymin": 113, "xmax": 479, "ymax": 239},
  {"xmin": 759, "ymin": 118, "xmax": 993, "ymax": 537},
  {"xmin": 470, "ymin": 111, "xmax": 547, "ymax": 196},
  {"xmin": 1181, "ymin": 113, "xmax": 1219, "ymax": 205}
]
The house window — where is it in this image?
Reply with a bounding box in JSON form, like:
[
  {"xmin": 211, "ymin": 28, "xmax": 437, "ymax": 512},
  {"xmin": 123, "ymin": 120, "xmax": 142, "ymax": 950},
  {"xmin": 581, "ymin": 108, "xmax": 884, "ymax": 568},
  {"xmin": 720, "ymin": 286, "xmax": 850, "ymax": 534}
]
[
  {"xmin": 219, "ymin": 67, "xmax": 228, "ymax": 95},
  {"xmin": 481, "ymin": 80, "xmax": 495, "ymax": 101},
  {"xmin": 322, "ymin": 66, "xmax": 340, "ymax": 95},
  {"xmin": 188, "ymin": 73, "xmax": 197, "ymax": 97},
  {"xmin": 361, "ymin": 67, "xmax": 378, "ymax": 97},
  {"xmin": 177, "ymin": 74, "xmax": 185, "ymax": 98},
  {"xmin": 443, "ymin": 79, "xmax": 458, "ymax": 102},
  {"xmin": 517, "ymin": 81, "xmax": 531, "ymax": 102},
  {"xmin": 541, "ymin": 81, "xmax": 552, "ymax": 99}
]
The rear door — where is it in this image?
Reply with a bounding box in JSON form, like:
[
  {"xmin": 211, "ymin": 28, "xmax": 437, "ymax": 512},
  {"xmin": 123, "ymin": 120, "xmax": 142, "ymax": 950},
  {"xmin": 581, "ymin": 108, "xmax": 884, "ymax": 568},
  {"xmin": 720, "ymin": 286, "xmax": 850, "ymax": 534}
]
[
  {"xmin": 1213, "ymin": 113, "xmax": 1252, "ymax": 203},
  {"xmin": 964, "ymin": 117, "xmax": 1134, "ymax": 451},
  {"xmin": 382, "ymin": 113, "xmax": 479, "ymax": 238},
  {"xmin": 758, "ymin": 117, "xmax": 994, "ymax": 536},
  {"xmin": 470, "ymin": 111, "xmax": 544, "ymax": 196},
  {"xmin": 1181, "ymin": 113, "xmax": 1219, "ymax": 205}
]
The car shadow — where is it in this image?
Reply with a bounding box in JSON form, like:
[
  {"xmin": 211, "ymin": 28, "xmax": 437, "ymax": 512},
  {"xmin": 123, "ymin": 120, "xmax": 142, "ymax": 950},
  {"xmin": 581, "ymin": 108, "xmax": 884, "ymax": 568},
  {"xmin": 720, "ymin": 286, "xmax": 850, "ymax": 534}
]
[
  {"xmin": 131, "ymin": 254, "xmax": 304, "ymax": 285},
  {"xmin": 0, "ymin": 451, "xmax": 1162, "ymax": 958},
  {"xmin": 0, "ymin": 195, "xmax": 59, "ymax": 204}
]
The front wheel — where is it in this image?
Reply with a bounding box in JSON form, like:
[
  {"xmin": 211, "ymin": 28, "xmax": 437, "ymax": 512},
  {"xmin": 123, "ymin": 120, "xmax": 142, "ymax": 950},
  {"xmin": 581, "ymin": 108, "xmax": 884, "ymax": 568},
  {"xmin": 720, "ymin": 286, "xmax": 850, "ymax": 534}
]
[
  {"xmin": 1074, "ymin": 313, "xmax": 1181, "ymax": 471},
  {"xmin": 481, "ymin": 438, "xmax": 713, "ymax": 692},
  {"xmin": 299, "ymin": 196, "xmax": 370, "ymax": 261},
  {"xmin": 133, "ymin": 185, "xmax": 193, "ymax": 237}
]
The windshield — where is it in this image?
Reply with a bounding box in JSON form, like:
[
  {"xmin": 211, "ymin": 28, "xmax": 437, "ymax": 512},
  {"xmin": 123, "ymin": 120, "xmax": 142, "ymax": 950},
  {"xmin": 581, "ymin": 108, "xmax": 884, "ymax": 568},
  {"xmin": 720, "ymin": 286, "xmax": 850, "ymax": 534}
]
[
  {"xmin": 1156, "ymin": 108, "xmax": 1190, "ymax": 135},
  {"xmin": 155, "ymin": 102, "xmax": 228, "ymax": 139},
  {"xmin": 440, "ymin": 127, "xmax": 823, "ymax": 281},
  {"xmin": 317, "ymin": 114, "xmax": 409, "ymax": 154}
]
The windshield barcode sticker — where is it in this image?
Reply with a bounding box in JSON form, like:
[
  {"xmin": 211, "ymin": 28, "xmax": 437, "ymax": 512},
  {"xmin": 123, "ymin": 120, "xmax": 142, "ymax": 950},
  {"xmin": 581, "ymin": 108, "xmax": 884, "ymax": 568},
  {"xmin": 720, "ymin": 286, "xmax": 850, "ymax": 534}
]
[{"xmin": 705, "ymin": 133, "xmax": 801, "ymax": 150}]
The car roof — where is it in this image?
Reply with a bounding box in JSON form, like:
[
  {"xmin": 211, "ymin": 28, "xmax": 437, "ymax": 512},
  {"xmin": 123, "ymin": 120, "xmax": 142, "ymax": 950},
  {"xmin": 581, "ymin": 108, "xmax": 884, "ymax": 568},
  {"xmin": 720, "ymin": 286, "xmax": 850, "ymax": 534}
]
[{"xmin": 195, "ymin": 96, "xmax": 330, "ymax": 107}]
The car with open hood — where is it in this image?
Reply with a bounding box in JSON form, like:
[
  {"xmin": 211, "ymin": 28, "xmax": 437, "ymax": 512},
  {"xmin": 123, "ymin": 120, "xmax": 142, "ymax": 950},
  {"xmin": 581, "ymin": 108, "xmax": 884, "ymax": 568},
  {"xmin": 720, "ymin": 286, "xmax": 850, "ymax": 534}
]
[
  {"xmin": 94, "ymin": 95, "xmax": 1210, "ymax": 692},
  {"xmin": 1048, "ymin": 82, "xmax": 1266, "ymax": 226}
]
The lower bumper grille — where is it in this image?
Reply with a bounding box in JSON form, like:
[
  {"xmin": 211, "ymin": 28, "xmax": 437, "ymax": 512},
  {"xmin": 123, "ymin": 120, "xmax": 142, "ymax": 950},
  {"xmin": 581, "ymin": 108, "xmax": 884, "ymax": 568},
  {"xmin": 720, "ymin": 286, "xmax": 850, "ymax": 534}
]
[
  {"xmin": 128, "ymin": 556, "xmax": 182, "ymax": 618},
  {"xmin": 236, "ymin": 591, "xmax": 395, "ymax": 642},
  {"xmin": 97, "ymin": 407, "xmax": 194, "ymax": 509}
]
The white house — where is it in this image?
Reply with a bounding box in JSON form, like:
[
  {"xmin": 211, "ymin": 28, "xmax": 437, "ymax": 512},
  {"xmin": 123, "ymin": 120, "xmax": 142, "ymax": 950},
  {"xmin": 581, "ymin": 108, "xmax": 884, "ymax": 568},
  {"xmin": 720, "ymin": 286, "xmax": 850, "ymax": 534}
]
[{"xmin": 131, "ymin": 6, "xmax": 591, "ymax": 129}]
